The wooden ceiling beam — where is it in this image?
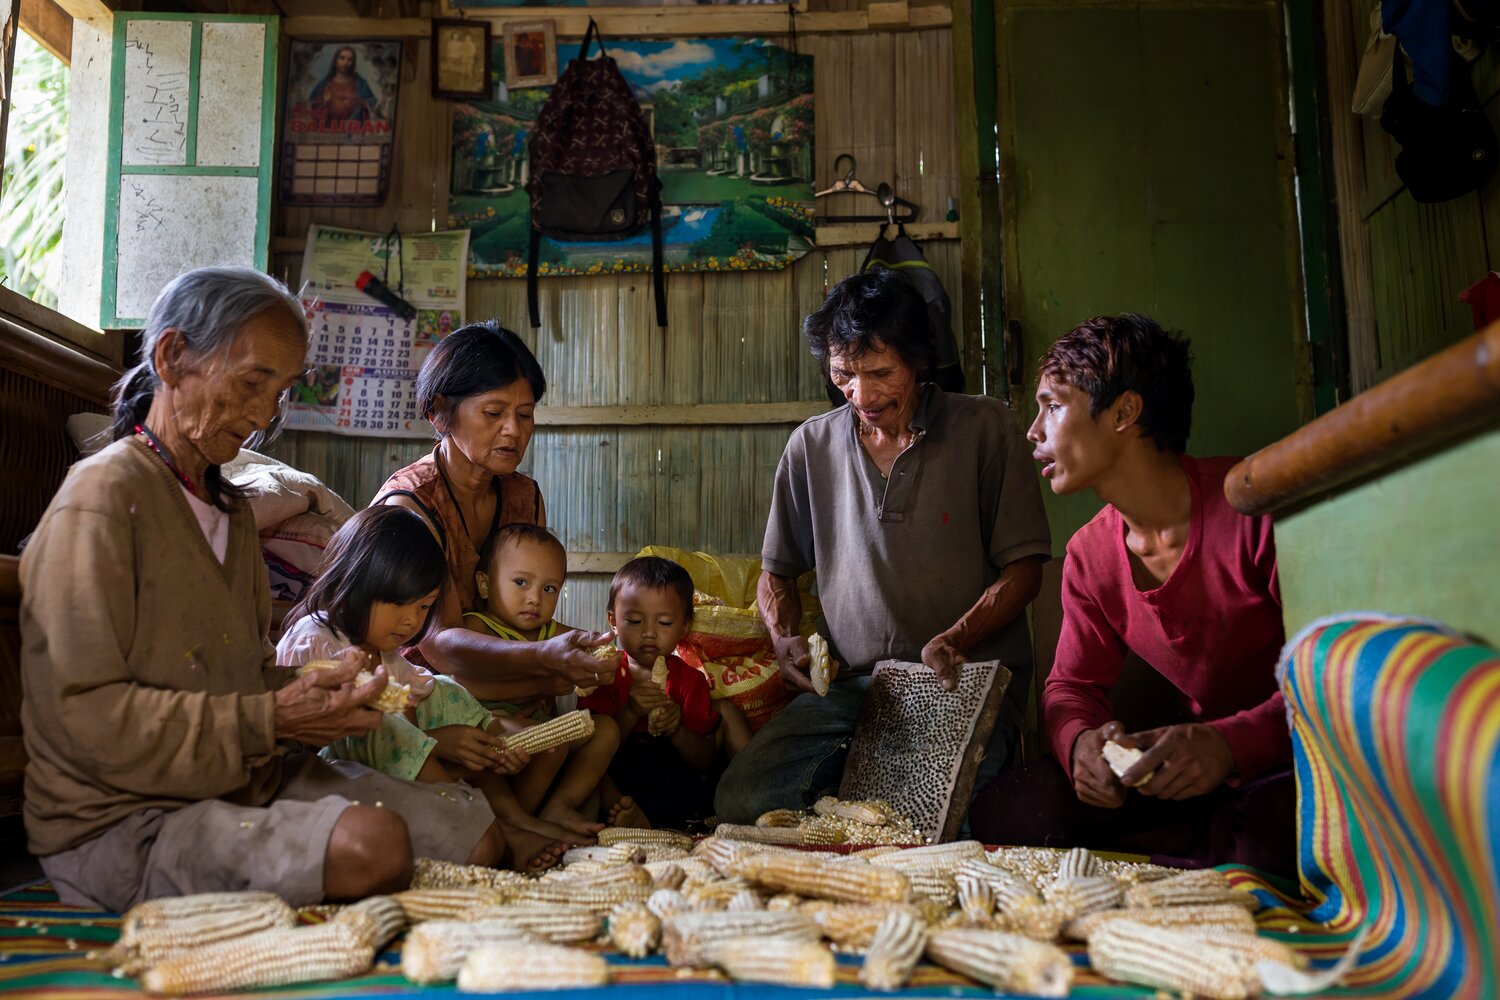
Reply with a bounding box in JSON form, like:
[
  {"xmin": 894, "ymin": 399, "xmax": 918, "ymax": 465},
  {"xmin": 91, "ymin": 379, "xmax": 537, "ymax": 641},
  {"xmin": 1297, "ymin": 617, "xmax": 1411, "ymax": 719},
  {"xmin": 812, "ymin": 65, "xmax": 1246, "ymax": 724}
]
[
  {"xmin": 49, "ymin": 0, "xmax": 111, "ymax": 30},
  {"xmin": 19, "ymin": 0, "xmax": 73, "ymax": 64}
]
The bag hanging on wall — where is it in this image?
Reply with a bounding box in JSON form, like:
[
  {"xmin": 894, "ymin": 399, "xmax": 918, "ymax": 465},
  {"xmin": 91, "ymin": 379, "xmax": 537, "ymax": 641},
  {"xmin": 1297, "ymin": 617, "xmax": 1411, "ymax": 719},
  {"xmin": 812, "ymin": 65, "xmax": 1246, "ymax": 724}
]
[
  {"xmin": 863, "ymin": 223, "xmax": 966, "ymax": 390},
  {"xmin": 526, "ymin": 20, "xmax": 666, "ymax": 330},
  {"xmin": 1379, "ymin": 47, "xmax": 1497, "ymax": 202}
]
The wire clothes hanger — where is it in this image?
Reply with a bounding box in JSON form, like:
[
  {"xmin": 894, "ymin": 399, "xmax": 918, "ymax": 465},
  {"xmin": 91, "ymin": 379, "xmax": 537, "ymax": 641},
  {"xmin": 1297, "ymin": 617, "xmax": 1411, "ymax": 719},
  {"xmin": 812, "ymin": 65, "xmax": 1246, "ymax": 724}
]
[{"xmin": 814, "ymin": 153, "xmax": 920, "ymax": 224}]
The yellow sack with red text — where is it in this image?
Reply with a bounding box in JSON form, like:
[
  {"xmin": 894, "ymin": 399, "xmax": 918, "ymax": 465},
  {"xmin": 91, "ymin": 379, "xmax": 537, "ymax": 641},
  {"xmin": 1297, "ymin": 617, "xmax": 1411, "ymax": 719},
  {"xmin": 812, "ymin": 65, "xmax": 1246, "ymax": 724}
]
[{"xmin": 637, "ymin": 546, "xmax": 820, "ymax": 731}]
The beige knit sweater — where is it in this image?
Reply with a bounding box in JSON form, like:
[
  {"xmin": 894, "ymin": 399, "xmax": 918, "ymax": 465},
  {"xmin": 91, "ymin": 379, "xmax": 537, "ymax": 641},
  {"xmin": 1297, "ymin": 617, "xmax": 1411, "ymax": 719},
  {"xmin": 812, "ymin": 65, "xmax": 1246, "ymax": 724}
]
[{"xmin": 20, "ymin": 437, "xmax": 285, "ymax": 856}]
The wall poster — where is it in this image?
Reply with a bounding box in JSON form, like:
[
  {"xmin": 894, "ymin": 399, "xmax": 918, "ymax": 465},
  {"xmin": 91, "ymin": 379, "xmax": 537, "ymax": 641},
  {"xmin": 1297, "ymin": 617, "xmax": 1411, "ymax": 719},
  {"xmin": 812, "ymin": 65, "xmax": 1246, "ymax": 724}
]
[
  {"xmin": 450, "ymin": 37, "xmax": 813, "ymax": 277},
  {"xmin": 288, "ymin": 224, "xmax": 470, "ymax": 438},
  {"xmin": 281, "ymin": 40, "xmax": 402, "ymax": 206}
]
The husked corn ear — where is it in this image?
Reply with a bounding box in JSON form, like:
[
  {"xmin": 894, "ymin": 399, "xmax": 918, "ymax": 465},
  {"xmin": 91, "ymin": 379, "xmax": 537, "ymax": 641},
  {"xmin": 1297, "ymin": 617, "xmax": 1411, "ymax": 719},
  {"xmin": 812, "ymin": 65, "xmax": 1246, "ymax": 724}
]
[
  {"xmin": 814, "ymin": 796, "xmax": 891, "ymax": 826},
  {"xmin": 765, "ymin": 892, "xmax": 803, "ymax": 911},
  {"xmin": 609, "ymin": 901, "xmax": 661, "ymax": 957},
  {"xmin": 756, "ymin": 808, "xmax": 803, "ymax": 828},
  {"xmin": 395, "ymin": 887, "xmax": 511, "ymax": 923},
  {"xmin": 803, "ymin": 902, "xmax": 915, "ymax": 948},
  {"xmin": 113, "ymin": 895, "xmax": 296, "ymax": 972},
  {"xmin": 1101, "ymin": 739, "xmax": 1153, "ymax": 785},
  {"xmin": 299, "ymin": 659, "xmax": 413, "ymax": 713},
  {"xmin": 869, "ymin": 841, "xmax": 986, "ymax": 874},
  {"xmin": 647, "ymin": 888, "xmax": 694, "ymax": 919},
  {"xmin": 644, "ymin": 863, "xmax": 685, "ymax": 891},
  {"xmin": 851, "ymin": 845, "xmax": 904, "ymax": 861},
  {"xmin": 1066, "ymin": 903, "xmax": 1258, "ymax": 942},
  {"xmin": 1124, "ymin": 869, "xmax": 1258, "ymax": 911},
  {"xmin": 646, "ymin": 657, "xmax": 672, "ymax": 732},
  {"xmin": 511, "ymin": 880, "xmax": 651, "ymax": 912},
  {"xmin": 1176, "ymin": 928, "xmax": 1307, "ymax": 969},
  {"xmin": 726, "ymin": 889, "xmax": 764, "ymax": 911},
  {"xmin": 861, "ymin": 907, "xmax": 927, "ymax": 991},
  {"xmin": 696, "ymin": 836, "xmax": 779, "ymax": 875},
  {"xmin": 412, "ymin": 857, "xmax": 528, "ymax": 890},
  {"xmin": 1087, "ymin": 920, "xmax": 1256, "ymax": 1000},
  {"xmin": 467, "ymin": 904, "xmax": 601, "ymax": 942},
  {"xmin": 546, "ymin": 861, "xmax": 606, "ymax": 881},
  {"xmin": 1043, "ymin": 875, "xmax": 1123, "ymax": 917},
  {"xmin": 659, "ymin": 857, "xmax": 715, "ymax": 882},
  {"xmin": 956, "ymin": 874, "xmax": 995, "ymax": 924},
  {"xmin": 401, "ymin": 920, "xmax": 533, "ymax": 985},
  {"xmin": 925, "ymin": 929, "xmax": 1073, "ymax": 997},
  {"xmin": 714, "ymin": 822, "xmax": 846, "ymax": 847},
  {"xmin": 334, "ymin": 896, "xmax": 406, "ymax": 951},
  {"xmin": 457, "ymin": 941, "xmax": 609, "ymax": 991},
  {"xmin": 1100, "ymin": 859, "xmax": 1181, "ymax": 885},
  {"xmin": 703, "ymin": 935, "xmax": 836, "ymax": 987},
  {"xmin": 684, "ymin": 876, "xmax": 753, "ymax": 909},
  {"xmin": 956, "ymin": 859, "xmax": 1035, "ymax": 895},
  {"xmin": 808, "ymin": 633, "xmax": 833, "ymax": 697},
  {"xmin": 598, "ymin": 826, "xmax": 694, "ymax": 851},
  {"xmin": 121, "ymin": 892, "xmax": 288, "ymax": 935},
  {"xmin": 905, "ymin": 869, "xmax": 958, "ymax": 905},
  {"xmin": 662, "ymin": 910, "xmax": 821, "ymax": 966},
  {"xmin": 140, "ymin": 922, "xmax": 372, "ymax": 996},
  {"xmin": 504, "ymin": 709, "xmax": 595, "ymax": 755},
  {"xmin": 562, "ymin": 844, "xmax": 635, "ymax": 866},
  {"xmin": 733, "ymin": 852, "xmax": 910, "ymax": 904},
  {"xmin": 993, "ymin": 900, "xmax": 1070, "ymax": 942},
  {"xmin": 1055, "ymin": 846, "xmax": 1101, "ymax": 880}
]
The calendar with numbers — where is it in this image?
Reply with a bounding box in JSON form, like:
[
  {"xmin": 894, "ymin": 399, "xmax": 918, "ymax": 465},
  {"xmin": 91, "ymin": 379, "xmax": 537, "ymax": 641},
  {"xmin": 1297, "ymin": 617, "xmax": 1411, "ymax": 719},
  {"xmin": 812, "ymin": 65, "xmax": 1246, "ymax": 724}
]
[{"xmin": 287, "ymin": 224, "xmax": 469, "ymax": 438}]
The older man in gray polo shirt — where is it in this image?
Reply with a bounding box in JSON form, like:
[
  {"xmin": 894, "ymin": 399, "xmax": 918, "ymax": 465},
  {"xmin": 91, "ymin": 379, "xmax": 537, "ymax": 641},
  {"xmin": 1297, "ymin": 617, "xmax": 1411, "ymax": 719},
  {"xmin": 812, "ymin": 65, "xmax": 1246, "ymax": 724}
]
[{"xmin": 715, "ymin": 268, "xmax": 1051, "ymax": 824}]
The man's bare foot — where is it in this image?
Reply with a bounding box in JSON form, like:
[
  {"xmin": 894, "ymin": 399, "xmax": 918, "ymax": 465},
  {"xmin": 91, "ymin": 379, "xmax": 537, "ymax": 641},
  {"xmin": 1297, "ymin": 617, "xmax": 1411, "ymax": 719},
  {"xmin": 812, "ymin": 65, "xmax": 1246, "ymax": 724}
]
[
  {"xmin": 606, "ymin": 796, "xmax": 652, "ymax": 829},
  {"xmin": 500, "ymin": 825, "xmax": 567, "ymax": 872},
  {"xmin": 540, "ymin": 801, "xmax": 607, "ymax": 839}
]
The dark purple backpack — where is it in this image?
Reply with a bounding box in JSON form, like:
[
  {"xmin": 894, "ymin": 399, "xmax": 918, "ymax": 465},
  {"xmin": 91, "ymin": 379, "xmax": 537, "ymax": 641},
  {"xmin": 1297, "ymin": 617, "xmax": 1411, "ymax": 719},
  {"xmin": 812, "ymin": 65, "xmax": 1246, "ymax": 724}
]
[{"xmin": 527, "ymin": 21, "xmax": 665, "ymax": 328}]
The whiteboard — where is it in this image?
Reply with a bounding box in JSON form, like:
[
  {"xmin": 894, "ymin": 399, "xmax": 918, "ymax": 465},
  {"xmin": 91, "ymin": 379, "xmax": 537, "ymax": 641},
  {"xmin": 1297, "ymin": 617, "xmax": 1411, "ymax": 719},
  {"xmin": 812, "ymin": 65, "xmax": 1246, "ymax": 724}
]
[
  {"xmin": 103, "ymin": 14, "xmax": 277, "ymax": 328},
  {"xmin": 114, "ymin": 175, "xmax": 261, "ymax": 320}
]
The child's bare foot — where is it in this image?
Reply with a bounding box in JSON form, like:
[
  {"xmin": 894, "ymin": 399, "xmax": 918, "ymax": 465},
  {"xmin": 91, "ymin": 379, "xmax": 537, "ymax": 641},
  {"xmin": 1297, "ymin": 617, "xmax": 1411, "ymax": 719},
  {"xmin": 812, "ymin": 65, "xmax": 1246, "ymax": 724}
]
[
  {"xmin": 540, "ymin": 801, "xmax": 606, "ymax": 839},
  {"xmin": 515, "ymin": 812, "xmax": 597, "ymax": 848},
  {"xmin": 607, "ymin": 796, "xmax": 652, "ymax": 829},
  {"xmin": 499, "ymin": 824, "xmax": 567, "ymax": 872}
]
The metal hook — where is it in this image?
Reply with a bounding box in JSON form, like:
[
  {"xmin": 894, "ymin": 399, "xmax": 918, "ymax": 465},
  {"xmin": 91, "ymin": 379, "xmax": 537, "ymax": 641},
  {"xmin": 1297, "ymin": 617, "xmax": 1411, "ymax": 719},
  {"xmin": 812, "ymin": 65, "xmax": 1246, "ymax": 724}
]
[{"xmin": 835, "ymin": 153, "xmax": 856, "ymax": 186}]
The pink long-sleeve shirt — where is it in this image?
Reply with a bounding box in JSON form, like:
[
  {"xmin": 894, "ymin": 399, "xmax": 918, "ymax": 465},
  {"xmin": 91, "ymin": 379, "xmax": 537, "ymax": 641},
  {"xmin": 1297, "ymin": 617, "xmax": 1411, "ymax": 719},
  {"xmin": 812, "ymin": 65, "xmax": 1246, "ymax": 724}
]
[{"xmin": 1043, "ymin": 455, "xmax": 1290, "ymax": 783}]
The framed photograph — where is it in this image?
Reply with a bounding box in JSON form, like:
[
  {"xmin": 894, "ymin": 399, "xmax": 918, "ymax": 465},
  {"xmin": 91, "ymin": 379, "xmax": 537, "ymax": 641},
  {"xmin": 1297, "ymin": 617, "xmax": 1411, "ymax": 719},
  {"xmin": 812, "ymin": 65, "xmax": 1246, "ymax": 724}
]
[
  {"xmin": 503, "ymin": 20, "xmax": 557, "ymax": 90},
  {"xmin": 432, "ymin": 18, "xmax": 492, "ymax": 100}
]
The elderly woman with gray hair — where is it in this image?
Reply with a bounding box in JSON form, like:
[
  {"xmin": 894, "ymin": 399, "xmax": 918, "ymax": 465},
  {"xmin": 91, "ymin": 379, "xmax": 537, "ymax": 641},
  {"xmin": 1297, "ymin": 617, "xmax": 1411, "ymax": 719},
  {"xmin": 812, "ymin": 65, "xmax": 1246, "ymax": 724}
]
[{"xmin": 17, "ymin": 266, "xmax": 540, "ymax": 913}]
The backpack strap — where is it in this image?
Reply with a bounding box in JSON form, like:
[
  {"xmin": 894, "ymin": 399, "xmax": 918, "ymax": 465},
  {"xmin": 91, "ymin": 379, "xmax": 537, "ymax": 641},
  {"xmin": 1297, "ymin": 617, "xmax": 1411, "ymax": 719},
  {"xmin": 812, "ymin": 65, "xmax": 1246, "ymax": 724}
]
[
  {"xmin": 580, "ymin": 18, "xmax": 607, "ymax": 60},
  {"xmin": 374, "ymin": 488, "xmax": 448, "ymax": 553},
  {"xmin": 650, "ymin": 181, "xmax": 666, "ymax": 328},
  {"xmin": 528, "ymin": 226, "xmax": 543, "ymax": 331}
]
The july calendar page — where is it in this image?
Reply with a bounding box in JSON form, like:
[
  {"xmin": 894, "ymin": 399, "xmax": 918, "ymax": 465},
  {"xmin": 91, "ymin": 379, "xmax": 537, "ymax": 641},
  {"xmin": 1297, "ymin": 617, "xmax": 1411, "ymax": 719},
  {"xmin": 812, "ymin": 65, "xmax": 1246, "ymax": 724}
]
[{"xmin": 288, "ymin": 225, "xmax": 469, "ymax": 438}]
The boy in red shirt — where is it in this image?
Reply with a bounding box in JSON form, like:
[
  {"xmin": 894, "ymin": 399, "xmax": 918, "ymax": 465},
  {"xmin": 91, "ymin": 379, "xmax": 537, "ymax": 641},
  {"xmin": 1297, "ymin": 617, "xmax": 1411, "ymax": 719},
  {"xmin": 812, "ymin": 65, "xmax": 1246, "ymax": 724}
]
[
  {"xmin": 969, "ymin": 314, "xmax": 1295, "ymax": 876},
  {"xmin": 581, "ymin": 557, "xmax": 725, "ymax": 829}
]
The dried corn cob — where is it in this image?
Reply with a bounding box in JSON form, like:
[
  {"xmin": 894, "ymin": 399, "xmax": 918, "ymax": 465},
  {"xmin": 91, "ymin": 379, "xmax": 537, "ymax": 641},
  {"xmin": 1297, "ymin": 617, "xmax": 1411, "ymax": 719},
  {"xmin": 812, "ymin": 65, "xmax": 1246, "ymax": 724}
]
[
  {"xmin": 1124, "ymin": 869, "xmax": 1258, "ymax": 911},
  {"xmin": 646, "ymin": 862, "xmax": 687, "ymax": 890},
  {"xmin": 457, "ymin": 940, "xmax": 609, "ymax": 991},
  {"xmin": 765, "ymin": 892, "xmax": 804, "ymax": 911},
  {"xmin": 861, "ymin": 907, "xmax": 927, "ymax": 990},
  {"xmin": 661, "ymin": 910, "xmax": 821, "ymax": 966},
  {"xmin": 562, "ymin": 844, "xmax": 636, "ymax": 866},
  {"xmin": 510, "ymin": 879, "xmax": 652, "ymax": 912},
  {"xmin": 869, "ymin": 840, "xmax": 986, "ymax": 874},
  {"xmin": 756, "ymin": 808, "xmax": 803, "ymax": 828},
  {"xmin": 851, "ymin": 845, "xmax": 905, "ymax": 861},
  {"xmin": 299, "ymin": 659, "xmax": 413, "ymax": 713},
  {"xmin": 647, "ymin": 888, "xmax": 694, "ymax": 920},
  {"xmin": 956, "ymin": 874, "xmax": 995, "ymax": 925},
  {"xmin": 1099, "ymin": 859, "xmax": 1181, "ymax": 885},
  {"xmin": 814, "ymin": 796, "xmax": 891, "ymax": 826},
  {"xmin": 1054, "ymin": 846, "xmax": 1101, "ymax": 880},
  {"xmin": 1101, "ymin": 739, "xmax": 1155, "ymax": 786},
  {"xmin": 1087, "ymin": 920, "xmax": 1256, "ymax": 1000},
  {"xmin": 608, "ymin": 901, "xmax": 661, "ymax": 958},
  {"xmin": 659, "ymin": 857, "xmax": 715, "ymax": 882},
  {"xmin": 412, "ymin": 857, "xmax": 528, "ymax": 891},
  {"xmin": 112, "ymin": 896, "xmax": 296, "ymax": 972},
  {"xmin": 120, "ymin": 892, "xmax": 287, "ymax": 937},
  {"xmin": 140, "ymin": 922, "xmax": 372, "ymax": 996},
  {"xmin": 925, "ymin": 928, "xmax": 1073, "ymax": 997},
  {"xmin": 1043, "ymin": 875, "xmax": 1123, "ymax": 917},
  {"xmin": 726, "ymin": 889, "xmax": 764, "ymax": 912},
  {"xmin": 545, "ymin": 861, "xmax": 607, "ymax": 881},
  {"xmin": 696, "ymin": 836, "xmax": 795, "ymax": 876},
  {"xmin": 466, "ymin": 904, "xmax": 601, "ymax": 942},
  {"xmin": 808, "ymin": 633, "xmax": 833, "ymax": 696},
  {"xmin": 993, "ymin": 900, "xmax": 1071, "ymax": 942},
  {"xmin": 598, "ymin": 826, "xmax": 694, "ymax": 851},
  {"xmin": 905, "ymin": 869, "xmax": 958, "ymax": 905},
  {"xmin": 684, "ymin": 876, "xmax": 753, "ymax": 909},
  {"xmin": 1176, "ymin": 928, "xmax": 1307, "ymax": 969},
  {"xmin": 395, "ymin": 887, "xmax": 511, "ymax": 923},
  {"xmin": 504, "ymin": 709, "xmax": 595, "ymax": 755},
  {"xmin": 803, "ymin": 902, "xmax": 913, "ymax": 948},
  {"xmin": 643, "ymin": 656, "xmax": 673, "ymax": 732},
  {"xmin": 714, "ymin": 822, "xmax": 847, "ymax": 847},
  {"xmin": 401, "ymin": 920, "xmax": 534, "ymax": 985},
  {"xmin": 1065, "ymin": 903, "xmax": 1258, "ymax": 942},
  {"xmin": 734, "ymin": 852, "xmax": 910, "ymax": 904},
  {"xmin": 703, "ymin": 935, "xmax": 836, "ymax": 987},
  {"xmin": 334, "ymin": 896, "xmax": 406, "ymax": 951}
]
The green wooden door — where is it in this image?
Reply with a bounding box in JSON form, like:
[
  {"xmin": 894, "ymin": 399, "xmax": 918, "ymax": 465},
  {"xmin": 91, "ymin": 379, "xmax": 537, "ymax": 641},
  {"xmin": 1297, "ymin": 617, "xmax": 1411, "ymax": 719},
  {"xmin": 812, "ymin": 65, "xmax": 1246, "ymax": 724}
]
[{"xmin": 996, "ymin": 1, "xmax": 1313, "ymax": 550}]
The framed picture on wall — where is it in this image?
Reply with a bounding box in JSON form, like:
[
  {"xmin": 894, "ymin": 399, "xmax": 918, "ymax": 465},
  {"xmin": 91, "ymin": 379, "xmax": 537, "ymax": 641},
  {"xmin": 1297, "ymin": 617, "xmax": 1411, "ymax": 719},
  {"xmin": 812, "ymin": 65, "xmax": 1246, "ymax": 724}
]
[
  {"xmin": 503, "ymin": 20, "xmax": 557, "ymax": 89},
  {"xmin": 433, "ymin": 18, "xmax": 493, "ymax": 100}
]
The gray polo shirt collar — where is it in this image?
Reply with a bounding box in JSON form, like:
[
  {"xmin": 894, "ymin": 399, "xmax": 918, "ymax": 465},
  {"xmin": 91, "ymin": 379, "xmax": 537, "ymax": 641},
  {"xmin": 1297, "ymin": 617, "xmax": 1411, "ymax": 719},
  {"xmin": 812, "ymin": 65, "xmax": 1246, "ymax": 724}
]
[{"xmin": 849, "ymin": 383, "xmax": 942, "ymax": 523}]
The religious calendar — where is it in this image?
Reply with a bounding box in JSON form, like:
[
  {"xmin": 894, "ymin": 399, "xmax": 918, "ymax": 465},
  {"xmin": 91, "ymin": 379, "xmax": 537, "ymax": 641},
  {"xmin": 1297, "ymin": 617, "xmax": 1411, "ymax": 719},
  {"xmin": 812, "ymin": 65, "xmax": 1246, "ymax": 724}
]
[{"xmin": 287, "ymin": 224, "xmax": 470, "ymax": 438}]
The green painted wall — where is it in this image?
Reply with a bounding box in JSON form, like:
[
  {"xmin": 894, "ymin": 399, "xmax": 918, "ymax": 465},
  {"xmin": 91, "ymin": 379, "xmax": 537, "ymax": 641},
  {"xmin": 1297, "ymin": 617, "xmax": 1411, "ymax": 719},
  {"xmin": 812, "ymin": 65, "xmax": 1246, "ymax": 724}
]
[
  {"xmin": 997, "ymin": 3, "xmax": 1311, "ymax": 550},
  {"xmin": 1276, "ymin": 423, "xmax": 1500, "ymax": 647}
]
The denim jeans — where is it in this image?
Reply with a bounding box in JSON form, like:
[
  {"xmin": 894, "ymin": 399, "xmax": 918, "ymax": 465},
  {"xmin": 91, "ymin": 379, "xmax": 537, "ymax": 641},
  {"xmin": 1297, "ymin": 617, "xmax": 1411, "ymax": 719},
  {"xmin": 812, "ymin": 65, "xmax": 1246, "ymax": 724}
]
[{"xmin": 713, "ymin": 675, "xmax": 1018, "ymax": 827}]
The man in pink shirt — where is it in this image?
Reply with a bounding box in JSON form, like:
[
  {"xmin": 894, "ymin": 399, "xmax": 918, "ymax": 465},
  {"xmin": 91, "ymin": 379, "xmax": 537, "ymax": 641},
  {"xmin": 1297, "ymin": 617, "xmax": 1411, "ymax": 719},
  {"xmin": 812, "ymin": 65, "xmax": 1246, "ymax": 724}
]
[{"xmin": 968, "ymin": 314, "xmax": 1295, "ymax": 876}]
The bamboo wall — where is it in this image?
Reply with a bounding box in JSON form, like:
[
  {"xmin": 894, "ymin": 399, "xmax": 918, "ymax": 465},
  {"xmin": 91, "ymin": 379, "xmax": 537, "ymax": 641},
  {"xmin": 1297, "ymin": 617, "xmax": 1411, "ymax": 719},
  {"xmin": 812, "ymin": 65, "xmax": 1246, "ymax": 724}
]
[
  {"xmin": 1323, "ymin": 1, "xmax": 1500, "ymax": 392},
  {"xmin": 265, "ymin": 27, "xmax": 964, "ymax": 631}
]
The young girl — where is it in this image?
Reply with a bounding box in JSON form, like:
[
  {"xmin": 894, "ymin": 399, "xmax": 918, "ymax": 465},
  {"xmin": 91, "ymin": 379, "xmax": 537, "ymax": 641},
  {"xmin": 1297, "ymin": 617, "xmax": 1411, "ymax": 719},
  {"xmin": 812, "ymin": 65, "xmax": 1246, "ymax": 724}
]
[
  {"xmin": 580, "ymin": 556, "xmax": 734, "ymax": 829},
  {"xmin": 277, "ymin": 506, "xmax": 530, "ymax": 791}
]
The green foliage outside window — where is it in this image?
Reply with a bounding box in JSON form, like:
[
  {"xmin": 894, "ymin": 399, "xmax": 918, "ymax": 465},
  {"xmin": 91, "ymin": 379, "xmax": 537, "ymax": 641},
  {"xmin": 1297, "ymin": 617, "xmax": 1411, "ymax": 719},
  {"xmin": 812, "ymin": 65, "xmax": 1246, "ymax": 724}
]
[{"xmin": 1, "ymin": 33, "xmax": 68, "ymax": 309}]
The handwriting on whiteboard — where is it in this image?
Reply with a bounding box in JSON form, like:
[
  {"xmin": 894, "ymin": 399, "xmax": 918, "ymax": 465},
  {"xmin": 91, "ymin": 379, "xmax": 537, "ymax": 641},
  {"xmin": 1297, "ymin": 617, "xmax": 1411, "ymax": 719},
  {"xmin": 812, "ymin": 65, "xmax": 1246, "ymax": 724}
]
[
  {"xmin": 124, "ymin": 39, "xmax": 188, "ymax": 164},
  {"xmin": 128, "ymin": 181, "xmax": 174, "ymax": 233}
]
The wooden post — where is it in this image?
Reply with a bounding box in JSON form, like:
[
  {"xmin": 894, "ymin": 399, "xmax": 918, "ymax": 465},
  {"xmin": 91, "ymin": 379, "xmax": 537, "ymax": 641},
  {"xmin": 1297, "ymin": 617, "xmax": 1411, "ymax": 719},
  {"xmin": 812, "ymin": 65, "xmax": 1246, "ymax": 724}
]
[
  {"xmin": 1, "ymin": 0, "xmax": 16, "ymax": 198},
  {"xmin": 56, "ymin": 11, "xmax": 110, "ymax": 329}
]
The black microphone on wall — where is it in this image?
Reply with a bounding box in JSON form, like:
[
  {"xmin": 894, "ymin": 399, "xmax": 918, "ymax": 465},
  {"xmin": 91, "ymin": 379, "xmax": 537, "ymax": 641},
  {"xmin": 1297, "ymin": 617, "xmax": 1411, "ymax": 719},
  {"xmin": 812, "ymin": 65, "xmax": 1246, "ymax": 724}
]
[{"xmin": 356, "ymin": 271, "xmax": 418, "ymax": 322}]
